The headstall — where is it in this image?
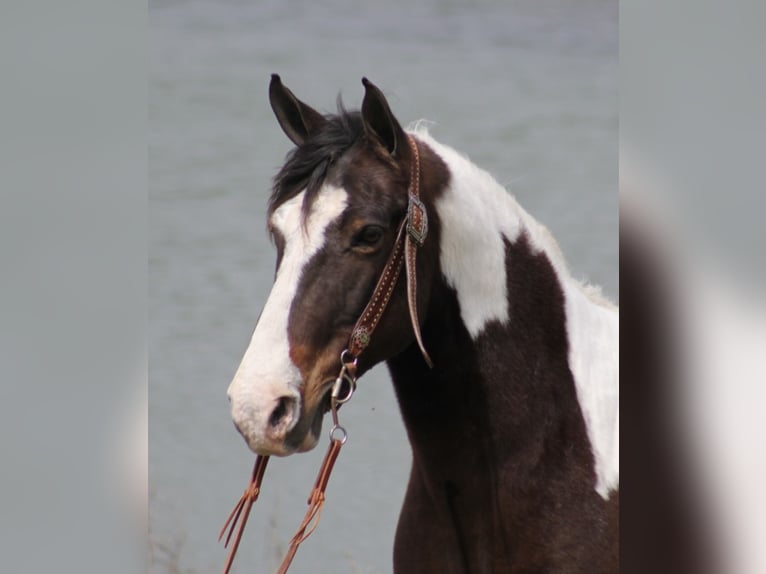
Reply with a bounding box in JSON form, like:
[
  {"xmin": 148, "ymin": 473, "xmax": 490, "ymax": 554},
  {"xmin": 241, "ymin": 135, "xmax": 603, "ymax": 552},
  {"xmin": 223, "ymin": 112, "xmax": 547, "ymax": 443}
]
[{"xmin": 219, "ymin": 134, "xmax": 431, "ymax": 574}]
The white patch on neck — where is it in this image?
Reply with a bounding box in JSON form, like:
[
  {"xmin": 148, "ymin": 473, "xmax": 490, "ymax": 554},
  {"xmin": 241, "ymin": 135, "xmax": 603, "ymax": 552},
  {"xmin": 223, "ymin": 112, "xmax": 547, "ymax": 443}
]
[
  {"xmin": 413, "ymin": 129, "xmax": 619, "ymax": 498},
  {"xmin": 227, "ymin": 185, "xmax": 347, "ymax": 451},
  {"xmin": 420, "ymin": 131, "xmax": 525, "ymax": 337},
  {"xmin": 564, "ymin": 284, "xmax": 620, "ymax": 497}
]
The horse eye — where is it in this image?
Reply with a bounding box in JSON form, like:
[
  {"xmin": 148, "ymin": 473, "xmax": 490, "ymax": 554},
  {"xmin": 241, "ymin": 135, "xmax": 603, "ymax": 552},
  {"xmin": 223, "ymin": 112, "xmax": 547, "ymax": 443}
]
[{"xmin": 353, "ymin": 225, "xmax": 384, "ymax": 247}]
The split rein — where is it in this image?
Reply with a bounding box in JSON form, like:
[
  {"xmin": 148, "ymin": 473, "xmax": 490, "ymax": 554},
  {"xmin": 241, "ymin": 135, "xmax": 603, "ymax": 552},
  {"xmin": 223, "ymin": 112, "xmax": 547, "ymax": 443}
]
[
  {"xmin": 219, "ymin": 135, "xmax": 431, "ymax": 574},
  {"xmin": 219, "ymin": 357, "xmax": 357, "ymax": 574}
]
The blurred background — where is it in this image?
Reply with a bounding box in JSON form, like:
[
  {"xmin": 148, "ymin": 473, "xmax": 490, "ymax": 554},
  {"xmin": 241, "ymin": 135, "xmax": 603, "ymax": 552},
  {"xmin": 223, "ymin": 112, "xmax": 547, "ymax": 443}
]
[
  {"xmin": 3, "ymin": 0, "xmax": 765, "ymax": 573},
  {"xmin": 621, "ymin": 2, "xmax": 766, "ymax": 572},
  {"xmin": 149, "ymin": 1, "xmax": 617, "ymax": 572}
]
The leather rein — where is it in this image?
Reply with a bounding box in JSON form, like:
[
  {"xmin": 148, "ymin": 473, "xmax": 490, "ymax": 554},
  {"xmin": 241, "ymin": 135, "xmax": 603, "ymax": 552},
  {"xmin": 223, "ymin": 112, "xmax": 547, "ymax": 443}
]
[{"xmin": 219, "ymin": 135, "xmax": 431, "ymax": 574}]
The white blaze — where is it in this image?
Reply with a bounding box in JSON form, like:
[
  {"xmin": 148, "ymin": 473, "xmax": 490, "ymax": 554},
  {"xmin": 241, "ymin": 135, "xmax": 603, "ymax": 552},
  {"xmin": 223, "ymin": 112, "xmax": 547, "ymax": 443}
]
[{"xmin": 227, "ymin": 185, "xmax": 348, "ymax": 452}]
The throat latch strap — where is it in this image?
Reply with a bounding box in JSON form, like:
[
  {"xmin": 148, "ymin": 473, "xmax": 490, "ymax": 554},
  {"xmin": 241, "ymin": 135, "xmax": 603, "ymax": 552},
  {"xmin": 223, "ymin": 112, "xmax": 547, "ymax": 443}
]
[{"xmin": 348, "ymin": 134, "xmax": 433, "ymax": 367}]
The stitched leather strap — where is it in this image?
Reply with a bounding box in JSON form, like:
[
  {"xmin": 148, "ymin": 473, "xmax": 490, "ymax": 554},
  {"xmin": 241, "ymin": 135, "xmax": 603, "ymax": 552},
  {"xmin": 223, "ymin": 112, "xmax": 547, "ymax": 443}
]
[
  {"xmin": 219, "ymin": 455, "xmax": 270, "ymax": 574},
  {"xmin": 403, "ymin": 137, "xmax": 433, "ymax": 367},
  {"xmin": 348, "ymin": 220, "xmax": 407, "ymax": 356},
  {"xmin": 348, "ymin": 134, "xmax": 432, "ymax": 366},
  {"xmin": 275, "ymin": 438, "xmax": 344, "ymax": 574}
]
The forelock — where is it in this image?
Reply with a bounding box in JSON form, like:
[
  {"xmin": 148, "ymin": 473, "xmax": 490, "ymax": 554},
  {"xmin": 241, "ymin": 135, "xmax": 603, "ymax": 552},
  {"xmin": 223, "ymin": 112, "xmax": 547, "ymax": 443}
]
[{"xmin": 269, "ymin": 99, "xmax": 364, "ymax": 222}]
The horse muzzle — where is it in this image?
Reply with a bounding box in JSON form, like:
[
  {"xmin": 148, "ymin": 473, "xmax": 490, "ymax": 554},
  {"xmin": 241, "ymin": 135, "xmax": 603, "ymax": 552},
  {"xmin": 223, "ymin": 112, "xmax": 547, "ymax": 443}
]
[
  {"xmin": 228, "ymin": 378, "xmax": 333, "ymax": 457},
  {"xmin": 227, "ymin": 383, "xmax": 301, "ymax": 455}
]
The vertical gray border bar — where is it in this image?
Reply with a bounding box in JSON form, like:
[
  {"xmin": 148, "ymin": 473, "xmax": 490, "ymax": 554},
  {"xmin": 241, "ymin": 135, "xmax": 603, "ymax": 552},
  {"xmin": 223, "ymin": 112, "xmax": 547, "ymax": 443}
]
[{"xmin": 0, "ymin": 2, "xmax": 146, "ymax": 572}]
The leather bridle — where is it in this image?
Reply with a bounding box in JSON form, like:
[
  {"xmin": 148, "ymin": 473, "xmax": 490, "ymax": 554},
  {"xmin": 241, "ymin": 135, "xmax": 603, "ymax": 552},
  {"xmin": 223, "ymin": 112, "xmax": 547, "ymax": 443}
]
[{"xmin": 219, "ymin": 134, "xmax": 432, "ymax": 574}]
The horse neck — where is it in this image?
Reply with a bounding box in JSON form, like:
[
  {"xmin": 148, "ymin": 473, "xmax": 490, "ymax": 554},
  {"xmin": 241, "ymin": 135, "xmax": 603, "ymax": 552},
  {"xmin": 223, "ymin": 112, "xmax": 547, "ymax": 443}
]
[{"xmin": 387, "ymin": 131, "xmax": 619, "ymax": 497}]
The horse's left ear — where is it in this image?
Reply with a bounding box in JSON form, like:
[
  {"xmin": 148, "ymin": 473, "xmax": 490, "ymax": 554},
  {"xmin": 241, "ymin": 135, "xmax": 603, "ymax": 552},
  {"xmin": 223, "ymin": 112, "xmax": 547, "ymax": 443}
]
[{"xmin": 361, "ymin": 77, "xmax": 406, "ymax": 156}]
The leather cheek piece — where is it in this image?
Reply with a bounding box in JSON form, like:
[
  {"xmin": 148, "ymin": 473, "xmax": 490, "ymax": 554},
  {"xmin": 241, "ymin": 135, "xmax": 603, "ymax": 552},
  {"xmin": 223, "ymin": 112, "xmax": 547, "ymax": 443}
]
[{"xmin": 348, "ymin": 134, "xmax": 433, "ymax": 367}]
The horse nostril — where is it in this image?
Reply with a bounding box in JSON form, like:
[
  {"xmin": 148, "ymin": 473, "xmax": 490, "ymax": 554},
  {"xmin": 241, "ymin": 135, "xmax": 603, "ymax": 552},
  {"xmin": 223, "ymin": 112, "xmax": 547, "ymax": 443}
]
[{"xmin": 269, "ymin": 395, "xmax": 296, "ymax": 429}]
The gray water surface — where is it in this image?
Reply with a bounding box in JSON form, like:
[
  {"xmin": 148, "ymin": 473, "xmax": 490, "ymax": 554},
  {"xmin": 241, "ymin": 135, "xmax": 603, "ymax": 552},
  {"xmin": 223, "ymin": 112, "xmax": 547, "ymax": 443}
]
[{"xmin": 150, "ymin": 1, "xmax": 616, "ymax": 572}]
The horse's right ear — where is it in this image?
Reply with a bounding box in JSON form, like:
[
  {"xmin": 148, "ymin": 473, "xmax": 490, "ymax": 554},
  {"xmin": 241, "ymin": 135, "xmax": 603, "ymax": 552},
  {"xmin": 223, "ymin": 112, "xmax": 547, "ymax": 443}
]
[{"xmin": 269, "ymin": 74, "xmax": 325, "ymax": 146}]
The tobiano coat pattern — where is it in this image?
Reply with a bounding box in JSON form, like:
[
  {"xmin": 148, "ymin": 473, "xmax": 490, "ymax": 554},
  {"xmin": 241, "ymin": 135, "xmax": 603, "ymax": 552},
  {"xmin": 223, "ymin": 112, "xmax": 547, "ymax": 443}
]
[{"xmin": 226, "ymin": 75, "xmax": 619, "ymax": 573}]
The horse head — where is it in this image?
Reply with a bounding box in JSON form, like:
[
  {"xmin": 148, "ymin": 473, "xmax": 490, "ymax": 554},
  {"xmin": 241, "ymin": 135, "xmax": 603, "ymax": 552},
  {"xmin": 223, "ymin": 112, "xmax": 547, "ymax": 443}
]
[{"xmin": 227, "ymin": 76, "xmax": 440, "ymax": 456}]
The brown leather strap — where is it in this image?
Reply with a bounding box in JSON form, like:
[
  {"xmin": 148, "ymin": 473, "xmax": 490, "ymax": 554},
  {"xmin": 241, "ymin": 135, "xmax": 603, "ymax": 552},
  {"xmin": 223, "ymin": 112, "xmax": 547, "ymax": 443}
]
[
  {"xmin": 403, "ymin": 137, "xmax": 433, "ymax": 367},
  {"xmin": 349, "ymin": 220, "xmax": 407, "ymax": 356},
  {"xmin": 348, "ymin": 134, "xmax": 432, "ymax": 366},
  {"xmin": 276, "ymin": 438, "xmax": 344, "ymax": 574},
  {"xmin": 219, "ymin": 440, "xmax": 345, "ymax": 574},
  {"xmin": 219, "ymin": 454, "xmax": 270, "ymax": 574}
]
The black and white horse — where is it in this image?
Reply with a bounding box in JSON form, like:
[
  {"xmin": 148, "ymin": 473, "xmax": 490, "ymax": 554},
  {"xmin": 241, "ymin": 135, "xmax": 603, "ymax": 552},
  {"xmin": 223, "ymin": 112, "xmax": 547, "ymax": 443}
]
[{"xmin": 227, "ymin": 75, "xmax": 619, "ymax": 573}]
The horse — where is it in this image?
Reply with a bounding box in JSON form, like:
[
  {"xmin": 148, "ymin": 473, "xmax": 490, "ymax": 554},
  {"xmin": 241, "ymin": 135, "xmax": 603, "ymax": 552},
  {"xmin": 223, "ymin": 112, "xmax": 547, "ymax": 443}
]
[{"xmin": 226, "ymin": 74, "xmax": 619, "ymax": 573}]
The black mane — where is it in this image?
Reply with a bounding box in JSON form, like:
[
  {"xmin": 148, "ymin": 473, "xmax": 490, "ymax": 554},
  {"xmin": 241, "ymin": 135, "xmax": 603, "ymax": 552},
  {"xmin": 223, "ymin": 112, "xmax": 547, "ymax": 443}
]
[{"xmin": 269, "ymin": 101, "xmax": 364, "ymax": 219}]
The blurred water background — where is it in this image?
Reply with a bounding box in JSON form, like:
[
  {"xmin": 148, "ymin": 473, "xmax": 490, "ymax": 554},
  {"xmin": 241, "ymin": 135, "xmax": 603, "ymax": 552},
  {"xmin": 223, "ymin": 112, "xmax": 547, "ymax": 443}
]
[{"xmin": 149, "ymin": 1, "xmax": 617, "ymax": 572}]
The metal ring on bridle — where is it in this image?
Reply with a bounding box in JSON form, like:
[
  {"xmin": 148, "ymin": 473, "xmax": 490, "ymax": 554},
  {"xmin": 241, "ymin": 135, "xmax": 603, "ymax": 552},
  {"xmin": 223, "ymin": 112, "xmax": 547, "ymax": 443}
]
[
  {"xmin": 339, "ymin": 349, "xmax": 357, "ymax": 367},
  {"xmin": 329, "ymin": 424, "xmax": 348, "ymax": 444},
  {"xmin": 331, "ymin": 370, "xmax": 357, "ymax": 405}
]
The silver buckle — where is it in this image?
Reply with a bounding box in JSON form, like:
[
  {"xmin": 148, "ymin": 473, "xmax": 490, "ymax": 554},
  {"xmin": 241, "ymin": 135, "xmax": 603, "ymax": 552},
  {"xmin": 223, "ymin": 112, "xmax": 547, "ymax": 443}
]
[{"xmin": 406, "ymin": 194, "xmax": 428, "ymax": 246}]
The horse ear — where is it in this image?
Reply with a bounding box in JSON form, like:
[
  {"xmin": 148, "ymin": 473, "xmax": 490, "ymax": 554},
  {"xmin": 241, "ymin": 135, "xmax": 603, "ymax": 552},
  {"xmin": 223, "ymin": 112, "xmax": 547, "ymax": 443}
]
[
  {"xmin": 269, "ymin": 74, "xmax": 325, "ymax": 146},
  {"xmin": 361, "ymin": 77, "xmax": 405, "ymax": 156}
]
